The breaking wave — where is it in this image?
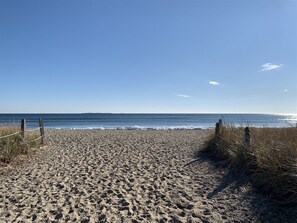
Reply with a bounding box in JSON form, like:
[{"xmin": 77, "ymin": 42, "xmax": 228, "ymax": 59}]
[{"xmin": 64, "ymin": 125, "xmax": 209, "ymax": 130}]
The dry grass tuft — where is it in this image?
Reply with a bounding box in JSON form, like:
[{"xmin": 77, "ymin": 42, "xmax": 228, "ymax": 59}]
[
  {"xmin": 206, "ymin": 125, "xmax": 297, "ymax": 204},
  {"xmin": 0, "ymin": 125, "xmax": 42, "ymax": 165}
]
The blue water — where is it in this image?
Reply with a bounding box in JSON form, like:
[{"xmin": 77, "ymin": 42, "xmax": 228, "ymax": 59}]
[{"xmin": 0, "ymin": 114, "xmax": 296, "ymax": 129}]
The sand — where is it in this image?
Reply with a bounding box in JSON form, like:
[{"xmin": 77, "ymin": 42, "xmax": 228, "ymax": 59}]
[{"xmin": 0, "ymin": 129, "xmax": 296, "ymax": 223}]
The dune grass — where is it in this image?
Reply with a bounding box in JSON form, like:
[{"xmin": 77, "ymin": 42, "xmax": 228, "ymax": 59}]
[
  {"xmin": 206, "ymin": 124, "xmax": 297, "ymax": 204},
  {"xmin": 0, "ymin": 125, "xmax": 42, "ymax": 164}
]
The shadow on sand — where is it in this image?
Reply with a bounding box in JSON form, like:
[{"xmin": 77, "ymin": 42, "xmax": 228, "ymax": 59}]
[{"xmin": 186, "ymin": 149, "xmax": 297, "ymax": 223}]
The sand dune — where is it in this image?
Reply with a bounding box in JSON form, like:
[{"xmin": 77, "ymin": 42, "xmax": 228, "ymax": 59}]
[{"xmin": 0, "ymin": 130, "xmax": 296, "ymax": 223}]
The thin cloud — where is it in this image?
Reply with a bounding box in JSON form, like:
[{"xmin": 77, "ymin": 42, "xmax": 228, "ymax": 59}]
[
  {"xmin": 209, "ymin": 81, "xmax": 220, "ymax": 86},
  {"xmin": 284, "ymin": 89, "xmax": 288, "ymax": 92},
  {"xmin": 259, "ymin": 63, "xmax": 282, "ymax": 72},
  {"xmin": 177, "ymin": 94, "xmax": 190, "ymax": 98}
]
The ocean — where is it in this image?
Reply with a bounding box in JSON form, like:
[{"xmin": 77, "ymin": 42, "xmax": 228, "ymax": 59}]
[{"xmin": 0, "ymin": 113, "xmax": 296, "ymax": 129}]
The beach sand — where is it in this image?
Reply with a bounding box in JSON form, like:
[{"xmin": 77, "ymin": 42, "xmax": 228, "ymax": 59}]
[{"xmin": 0, "ymin": 130, "xmax": 296, "ymax": 223}]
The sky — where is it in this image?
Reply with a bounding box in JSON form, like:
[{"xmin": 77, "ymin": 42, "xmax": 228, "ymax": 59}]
[{"xmin": 0, "ymin": 0, "xmax": 296, "ymax": 114}]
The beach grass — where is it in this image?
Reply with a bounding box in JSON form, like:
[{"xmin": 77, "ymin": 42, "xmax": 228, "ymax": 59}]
[
  {"xmin": 0, "ymin": 125, "xmax": 42, "ymax": 164},
  {"xmin": 205, "ymin": 125, "xmax": 297, "ymax": 204}
]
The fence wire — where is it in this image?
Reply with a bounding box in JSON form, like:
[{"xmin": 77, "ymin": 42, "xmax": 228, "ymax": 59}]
[
  {"xmin": 26, "ymin": 136, "xmax": 43, "ymax": 143},
  {"xmin": 0, "ymin": 127, "xmax": 41, "ymax": 140},
  {"xmin": 26, "ymin": 127, "xmax": 41, "ymax": 132},
  {"xmin": 0, "ymin": 131, "xmax": 22, "ymax": 140}
]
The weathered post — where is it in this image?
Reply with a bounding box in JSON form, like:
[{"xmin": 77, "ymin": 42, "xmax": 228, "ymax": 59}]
[
  {"xmin": 243, "ymin": 127, "xmax": 251, "ymax": 146},
  {"xmin": 39, "ymin": 118, "xmax": 45, "ymax": 144},
  {"xmin": 215, "ymin": 122, "xmax": 220, "ymax": 139},
  {"xmin": 21, "ymin": 119, "xmax": 26, "ymax": 141},
  {"xmin": 219, "ymin": 119, "xmax": 223, "ymax": 128}
]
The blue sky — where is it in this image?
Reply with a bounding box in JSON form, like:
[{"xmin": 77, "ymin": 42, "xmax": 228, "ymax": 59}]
[{"xmin": 0, "ymin": 0, "xmax": 296, "ymax": 114}]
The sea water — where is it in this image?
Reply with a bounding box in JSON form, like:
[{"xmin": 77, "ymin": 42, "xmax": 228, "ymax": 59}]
[{"xmin": 0, "ymin": 113, "xmax": 296, "ymax": 129}]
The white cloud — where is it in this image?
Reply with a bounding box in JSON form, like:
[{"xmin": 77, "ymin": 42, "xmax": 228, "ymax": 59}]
[
  {"xmin": 209, "ymin": 81, "xmax": 220, "ymax": 86},
  {"xmin": 177, "ymin": 94, "xmax": 190, "ymax": 98},
  {"xmin": 259, "ymin": 63, "xmax": 282, "ymax": 71},
  {"xmin": 284, "ymin": 89, "xmax": 288, "ymax": 92}
]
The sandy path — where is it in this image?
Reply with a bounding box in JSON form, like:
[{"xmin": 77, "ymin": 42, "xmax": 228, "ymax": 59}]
[{"xmin": 0, "ymin": 130, "xmax": 296, "ymax": 223}]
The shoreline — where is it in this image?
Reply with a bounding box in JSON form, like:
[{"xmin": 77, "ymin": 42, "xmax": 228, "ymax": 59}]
[{"xmin": 46, "ymin": 125, "xmax": 294, "ymax": 130}]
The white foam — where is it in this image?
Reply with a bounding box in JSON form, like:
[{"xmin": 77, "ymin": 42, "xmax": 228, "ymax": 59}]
[{"xmin": 58, "ymin": 125, "xmax": 211, "ymax": 130}]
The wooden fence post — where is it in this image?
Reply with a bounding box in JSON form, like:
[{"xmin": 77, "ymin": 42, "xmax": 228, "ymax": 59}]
[
  {"xmin": 39, "ymin": 119, "xmax": 45, "ymax": 144},
  {"xmin": 215, "ymin": 122, "xmax": 220, "ymax": 139},
  {"xmin": 21, "ymin": 119, "xmax": 26, "ymax": 141},
  {"xmin": 243, "ymin": 127, "xmax": 251, "ymax": 146},
  {"xmin": 215, "ymin": 119, "xmax": 223, "ymax": 138},
  {"xmin": 219, "ymin": 119, "xmax": 223, "ymax": 128}
]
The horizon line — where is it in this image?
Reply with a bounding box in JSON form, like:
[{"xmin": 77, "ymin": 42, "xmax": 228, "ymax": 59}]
[{"xmin": 0, "ymin": 112, "xmax": 296, "ymax": 116}]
